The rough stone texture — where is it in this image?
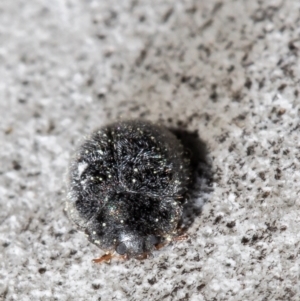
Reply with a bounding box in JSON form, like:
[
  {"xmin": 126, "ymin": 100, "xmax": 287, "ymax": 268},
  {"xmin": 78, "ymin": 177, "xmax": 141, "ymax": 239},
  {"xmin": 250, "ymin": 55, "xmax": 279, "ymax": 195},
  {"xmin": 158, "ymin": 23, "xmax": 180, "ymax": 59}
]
[{"xmin": 0, "ymin": 0, "xmax": 299, "ymax": 300}]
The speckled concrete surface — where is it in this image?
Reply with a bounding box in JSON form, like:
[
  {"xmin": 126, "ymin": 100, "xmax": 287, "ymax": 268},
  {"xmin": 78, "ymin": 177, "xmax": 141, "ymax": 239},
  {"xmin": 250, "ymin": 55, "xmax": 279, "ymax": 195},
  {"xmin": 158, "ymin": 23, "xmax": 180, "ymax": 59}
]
[{"xmin": 1, "ymin": 0, "xmax": 300, "ymax": 300}]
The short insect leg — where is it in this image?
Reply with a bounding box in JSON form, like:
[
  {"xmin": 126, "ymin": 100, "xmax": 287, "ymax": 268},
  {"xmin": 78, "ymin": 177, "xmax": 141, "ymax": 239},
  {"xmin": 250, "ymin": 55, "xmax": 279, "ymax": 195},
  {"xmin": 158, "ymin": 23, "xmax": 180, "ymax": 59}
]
[
  {"xmin": 154, "ymin": 239, "xmax": 170, "ymax": 250},
  {"xmin": 92, "ymin": 253, "xmax": 113, "ymax": 264},
  {"xmin": 92, "ymin": 253, "xmax": 128, "ymax": 264},
  {"xmin": 155, "ymin": 233, "xmax": 188, "ymax": 250},
  {"xmin": 173, "ymin": 233, "xmax": 189, "ymax": 241},
  {"xmin": 136, "ymin": 253, "xmax": 149, "ymax": 260}
]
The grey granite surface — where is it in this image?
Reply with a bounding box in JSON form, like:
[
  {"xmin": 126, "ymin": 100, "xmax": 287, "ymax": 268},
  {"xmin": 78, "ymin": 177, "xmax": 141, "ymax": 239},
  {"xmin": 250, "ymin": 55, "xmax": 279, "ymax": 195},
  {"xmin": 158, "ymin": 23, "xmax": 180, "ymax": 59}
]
[{"xmin": 1, "ymin": 0, "xmax": 300, "ymax": 300}]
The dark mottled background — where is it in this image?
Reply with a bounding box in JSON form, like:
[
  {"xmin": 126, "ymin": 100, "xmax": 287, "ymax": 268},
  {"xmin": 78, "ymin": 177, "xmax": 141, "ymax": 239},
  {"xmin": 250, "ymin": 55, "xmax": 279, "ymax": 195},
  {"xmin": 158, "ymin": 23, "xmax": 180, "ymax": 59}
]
[{"xmin": 1, "ymin": 0, "xmax": 299, "ymax": 300}]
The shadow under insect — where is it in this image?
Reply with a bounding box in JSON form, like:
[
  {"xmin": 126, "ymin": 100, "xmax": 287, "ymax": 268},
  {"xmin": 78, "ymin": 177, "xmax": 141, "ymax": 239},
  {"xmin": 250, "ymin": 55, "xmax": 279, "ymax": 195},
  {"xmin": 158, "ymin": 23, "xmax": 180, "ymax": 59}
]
[{"xmin": 169, "ymin": 128, "xmax": 214, "ymax": 232}]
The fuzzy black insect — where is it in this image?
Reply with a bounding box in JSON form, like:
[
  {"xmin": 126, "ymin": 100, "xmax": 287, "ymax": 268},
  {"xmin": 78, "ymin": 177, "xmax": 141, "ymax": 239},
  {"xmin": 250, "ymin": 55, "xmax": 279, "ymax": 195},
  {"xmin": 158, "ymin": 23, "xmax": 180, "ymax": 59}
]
[{"xmin": 66, "ymin": 120, "xmax": 191, "ymax": 262}]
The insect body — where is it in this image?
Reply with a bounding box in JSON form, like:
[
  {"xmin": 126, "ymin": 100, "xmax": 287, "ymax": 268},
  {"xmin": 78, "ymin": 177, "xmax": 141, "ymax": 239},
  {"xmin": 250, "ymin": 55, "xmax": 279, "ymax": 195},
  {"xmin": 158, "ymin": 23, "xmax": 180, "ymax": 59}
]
[{"xmin": 66, "ymin": 120, "xmax": 191, "ymax": 262}]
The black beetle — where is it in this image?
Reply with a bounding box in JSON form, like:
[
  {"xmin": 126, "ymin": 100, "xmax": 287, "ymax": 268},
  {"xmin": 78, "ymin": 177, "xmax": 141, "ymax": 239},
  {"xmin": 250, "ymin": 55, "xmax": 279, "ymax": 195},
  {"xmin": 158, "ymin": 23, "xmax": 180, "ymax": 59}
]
[{"xmin": 66, "ymin": 120, "xmax": 191, "ymax": 263}]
